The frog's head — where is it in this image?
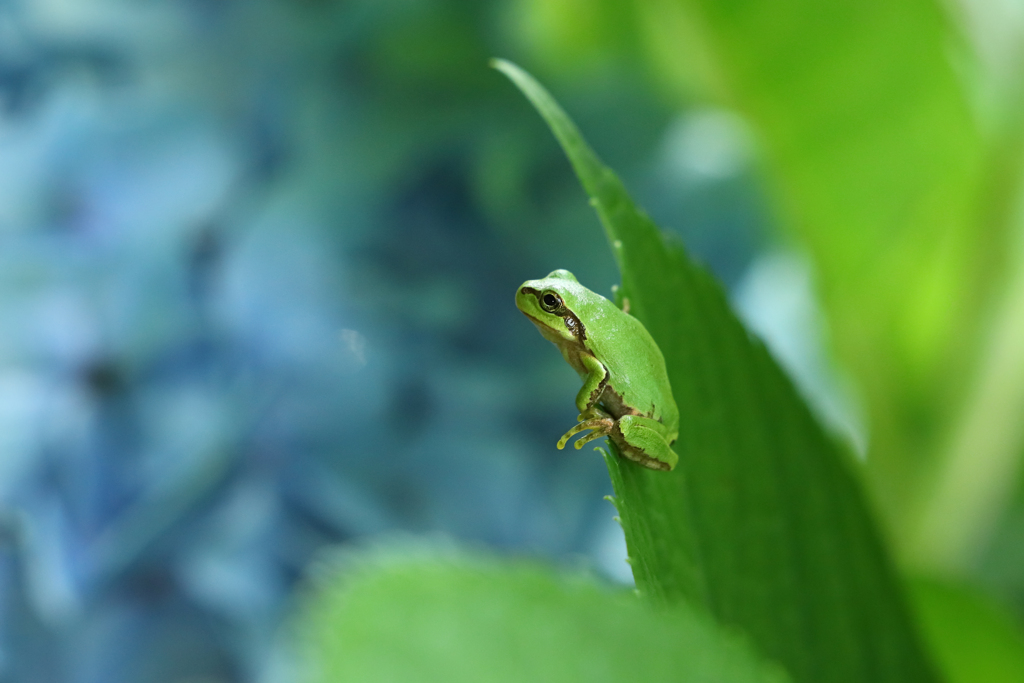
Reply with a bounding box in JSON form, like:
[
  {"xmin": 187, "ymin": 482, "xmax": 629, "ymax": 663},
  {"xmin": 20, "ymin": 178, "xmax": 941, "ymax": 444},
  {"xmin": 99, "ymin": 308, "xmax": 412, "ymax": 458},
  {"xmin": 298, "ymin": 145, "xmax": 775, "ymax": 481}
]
[{"xmin": 516, "ymin": 269, "xmax": 588, "ymax": 345}]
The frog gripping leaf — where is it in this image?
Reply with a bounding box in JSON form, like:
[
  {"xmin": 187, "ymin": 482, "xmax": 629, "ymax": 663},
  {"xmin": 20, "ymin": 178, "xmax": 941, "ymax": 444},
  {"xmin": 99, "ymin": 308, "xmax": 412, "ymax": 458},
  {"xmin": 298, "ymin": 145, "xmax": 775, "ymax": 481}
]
[{"xmin": 516, "ymin": 270, "xmax": 679, "ymax": 471}]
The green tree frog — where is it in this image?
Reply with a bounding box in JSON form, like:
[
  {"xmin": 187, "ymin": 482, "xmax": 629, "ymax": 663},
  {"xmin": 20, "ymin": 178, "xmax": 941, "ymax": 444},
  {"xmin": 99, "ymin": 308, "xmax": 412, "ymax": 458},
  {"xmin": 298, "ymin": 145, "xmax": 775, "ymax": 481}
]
[{"xmin": 516, "ymin": 270, "xmax": 679, "ymax": 471}]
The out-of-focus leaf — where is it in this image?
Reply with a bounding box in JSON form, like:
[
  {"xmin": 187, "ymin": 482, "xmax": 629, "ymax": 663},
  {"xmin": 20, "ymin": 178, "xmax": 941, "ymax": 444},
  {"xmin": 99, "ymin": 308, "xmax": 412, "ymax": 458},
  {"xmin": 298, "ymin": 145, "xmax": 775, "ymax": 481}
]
[
  {"xmin": 912, "ymin": 240, "xmax": 1024, "ymax": 569},
  {"xmin": 510, "ymin": 0, "xmax": 642, "ymax": 76},
  {"xmin": 649, "ymin": 0, "xmax": 1020, "ymax": 568},
  {"xmin": 495, "ymin": 59, "xmax": 939, "ymax": 683},
  {"xmin": 298, "ymin": 550, "xmax": 789, "ymax": 683},
  {"xmin": 909, "ymin": 577, "xmax": 1024, "ymax": 683}
]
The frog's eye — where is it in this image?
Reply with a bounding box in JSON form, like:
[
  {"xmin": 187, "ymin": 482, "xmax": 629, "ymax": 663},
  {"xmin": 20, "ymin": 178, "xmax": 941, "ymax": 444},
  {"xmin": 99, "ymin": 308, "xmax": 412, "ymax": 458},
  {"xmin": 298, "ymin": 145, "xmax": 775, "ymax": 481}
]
[{"xmin": 540, "ymin": 292, "xmax": 563, "ymax": 313}]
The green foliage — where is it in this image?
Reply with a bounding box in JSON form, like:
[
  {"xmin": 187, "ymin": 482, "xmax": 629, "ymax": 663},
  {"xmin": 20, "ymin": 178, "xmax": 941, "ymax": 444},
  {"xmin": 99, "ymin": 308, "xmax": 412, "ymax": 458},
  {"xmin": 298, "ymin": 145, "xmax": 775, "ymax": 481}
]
[
  {"xmin": 296, "ymin": 21, "xmax": 1024, "ymax": 674},
  {"xmin": 513, "ymin": 0, "xmax": 1024, "ymax": 584},
  {"xmin": 300, "ymin": 551, "xmax": 789, "ymax": 683},
  {"xmin": 650, "ymin": 0, "xmax": 1023, "ymax": 572},
  {"xmin": 493, "ymin": 59, "xmax": 939, "ymax": 683},
  {"xmin": 909, "ymin": 578, "xmax": 1024, "ymax": 683}
]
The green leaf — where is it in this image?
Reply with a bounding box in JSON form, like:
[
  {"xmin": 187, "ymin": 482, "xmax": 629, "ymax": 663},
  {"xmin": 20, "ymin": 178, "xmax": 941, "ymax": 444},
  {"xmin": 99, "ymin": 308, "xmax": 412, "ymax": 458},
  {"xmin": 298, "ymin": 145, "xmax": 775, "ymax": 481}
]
[
  {"xmin": 654, "ymin": 0, "xmax": 1018, "ymax": 569},
  {"xmin": 494, "ymin": 58, "xmax": 939, "ymax": 683},
  {"xmin": 909, "ymin": 577, "xmax": 1024, "ymax": 683},
  {"xmin": 298, "ymin": 550, "xmax": 789, "ymax": 683}
]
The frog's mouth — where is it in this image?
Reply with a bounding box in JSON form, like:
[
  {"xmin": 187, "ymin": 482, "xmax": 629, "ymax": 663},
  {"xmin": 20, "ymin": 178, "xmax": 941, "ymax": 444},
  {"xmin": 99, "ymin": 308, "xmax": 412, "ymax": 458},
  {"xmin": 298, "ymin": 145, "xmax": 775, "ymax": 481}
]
[
  {"xmin": 521, "ymin": 310, "xmax": 559, "ymax": 336},
  {"xmin": 520, "ymin": 310, "xmax": 543, "ymax": 326}
]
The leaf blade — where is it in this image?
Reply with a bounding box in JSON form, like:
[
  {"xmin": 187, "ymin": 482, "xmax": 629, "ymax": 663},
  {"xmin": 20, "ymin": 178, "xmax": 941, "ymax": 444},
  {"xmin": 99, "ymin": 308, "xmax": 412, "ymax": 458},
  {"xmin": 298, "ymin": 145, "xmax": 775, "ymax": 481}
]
[
  {"xmin": 909, "ymin": 577, "xmax": 1024, "ymax": 683},
  {"xmin": 665, "ymin": 0, "xmax": 1011, "ymax": 568},
  {"xmin": 299, "ymin": 550, "xmax": 790, "ymax": 683},
  {"xmin": 495, "ymin": 58, "xmax": 939, "ymax": 683}
]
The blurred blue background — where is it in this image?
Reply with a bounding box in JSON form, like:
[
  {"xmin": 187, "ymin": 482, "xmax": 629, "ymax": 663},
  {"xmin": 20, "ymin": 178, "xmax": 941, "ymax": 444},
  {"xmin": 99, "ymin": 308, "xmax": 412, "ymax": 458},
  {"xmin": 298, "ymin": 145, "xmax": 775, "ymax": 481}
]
[{"xmin": 0, "ymin": 1, "xmax": 779, "ymax": 681}]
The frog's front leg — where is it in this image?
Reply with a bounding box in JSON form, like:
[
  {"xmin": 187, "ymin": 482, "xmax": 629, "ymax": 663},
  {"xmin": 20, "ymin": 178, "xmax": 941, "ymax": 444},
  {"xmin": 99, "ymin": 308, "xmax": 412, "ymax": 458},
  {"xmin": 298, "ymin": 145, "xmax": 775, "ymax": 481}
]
[
  {"xmin": 556, "ymin": 353, "xmax": 612, "ymax": 450},
  {"xmin": 574, "ymin": 353, "xmax": 609, "ymax": 416},
  {"xmin": 612, "ymin": 415, "xmax": 679, "ymax": 471}
]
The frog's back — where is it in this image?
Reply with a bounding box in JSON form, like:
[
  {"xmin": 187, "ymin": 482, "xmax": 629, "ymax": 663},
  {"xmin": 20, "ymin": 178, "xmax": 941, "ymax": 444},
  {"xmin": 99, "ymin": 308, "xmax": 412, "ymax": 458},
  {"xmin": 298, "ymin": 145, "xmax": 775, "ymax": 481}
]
[{"xmin": 581, "ymin": 295, "xmax": 678, "ymax": 428}]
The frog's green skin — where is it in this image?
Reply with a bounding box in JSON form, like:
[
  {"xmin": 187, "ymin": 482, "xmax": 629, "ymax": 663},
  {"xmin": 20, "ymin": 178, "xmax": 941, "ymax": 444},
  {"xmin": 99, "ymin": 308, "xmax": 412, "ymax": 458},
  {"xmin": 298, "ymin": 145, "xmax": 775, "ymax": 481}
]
[{"xmin": 516, "ymin": 270, "xmax": 679, "ymax": 471}]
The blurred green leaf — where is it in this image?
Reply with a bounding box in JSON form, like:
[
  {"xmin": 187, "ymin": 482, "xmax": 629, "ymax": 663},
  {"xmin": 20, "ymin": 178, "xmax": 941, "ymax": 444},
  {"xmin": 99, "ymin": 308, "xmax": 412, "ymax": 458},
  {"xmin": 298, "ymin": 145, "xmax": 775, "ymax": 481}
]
[
  {"xmin": 495, "ymin": 58, "xmax": 939, "ymax": 683},
  {"xmin": 510, "ymin": 0, "xmax": 643, "ymax": 76},
  {"xmin": 912, "ymin": 243, "xmax": 1024, "ymax": 570},
  {"xmin": 299, "ymin": 550, "xmax": 789, "ymax": 683},
  {"xmin": 647, "ymin": 0, "xmax": 1022, "ymax": 568},
  {"xmin": 909, "ymin": 577, "xmax": 1024, "ymax": 683}
]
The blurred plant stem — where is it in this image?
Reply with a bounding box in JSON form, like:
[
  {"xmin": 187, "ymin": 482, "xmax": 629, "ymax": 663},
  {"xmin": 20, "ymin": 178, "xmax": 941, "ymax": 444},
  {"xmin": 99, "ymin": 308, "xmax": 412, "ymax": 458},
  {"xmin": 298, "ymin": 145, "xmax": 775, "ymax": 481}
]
[
  {"xmin": 910, "ymin": 212, "xmax": 1024, "ymax": 572},
  {"xmin": 900, "ymin": 57, "xmax": 1024, "ymax": 572}
]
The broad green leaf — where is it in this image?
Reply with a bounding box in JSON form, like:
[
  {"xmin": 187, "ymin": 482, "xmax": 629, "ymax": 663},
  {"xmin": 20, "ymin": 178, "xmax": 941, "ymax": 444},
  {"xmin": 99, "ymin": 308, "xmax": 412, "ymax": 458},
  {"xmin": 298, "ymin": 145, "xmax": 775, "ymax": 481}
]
[
  {"xmin": 648, "ymin": 0, "xmax": 1020, "ymax": 569},
  {"xmin": 298, "ymin": 550, "xmax": 789, "ymax": 683},
  {"xmin": 909, "ymin": 577, "xmax": 1024, "ymax": 683},
  {"xmin": 494, "ymin": 59, "xmax": 939, "ymax": 683}
]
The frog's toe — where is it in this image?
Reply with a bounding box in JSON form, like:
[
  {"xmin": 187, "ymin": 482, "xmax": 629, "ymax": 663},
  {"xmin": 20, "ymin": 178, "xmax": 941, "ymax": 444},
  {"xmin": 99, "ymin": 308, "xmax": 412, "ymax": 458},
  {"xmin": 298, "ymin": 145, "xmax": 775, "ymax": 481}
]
[
  {"xmin": 574, "ymin": 428, "xmax": 609, "ymax": 449},
  {"xmin": 557, "ymin": 417, "xmax": 613, "ymax": 450}
]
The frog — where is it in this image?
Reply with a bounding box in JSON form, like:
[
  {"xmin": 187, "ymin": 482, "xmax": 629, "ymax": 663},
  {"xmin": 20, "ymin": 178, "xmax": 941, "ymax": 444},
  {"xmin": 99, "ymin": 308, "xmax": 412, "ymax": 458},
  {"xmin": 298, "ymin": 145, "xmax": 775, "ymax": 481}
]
[{"xmin": 515, "ymin": 269, "xmax": 679, "ymax": 471}]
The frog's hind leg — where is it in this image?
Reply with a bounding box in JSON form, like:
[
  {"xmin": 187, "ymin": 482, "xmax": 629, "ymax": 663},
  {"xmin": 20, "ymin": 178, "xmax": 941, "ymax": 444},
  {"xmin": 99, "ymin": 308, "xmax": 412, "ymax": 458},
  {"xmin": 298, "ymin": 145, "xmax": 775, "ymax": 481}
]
[{"xmin": 611, "ymin": 415, "xmax": 679, "ymax": 471}]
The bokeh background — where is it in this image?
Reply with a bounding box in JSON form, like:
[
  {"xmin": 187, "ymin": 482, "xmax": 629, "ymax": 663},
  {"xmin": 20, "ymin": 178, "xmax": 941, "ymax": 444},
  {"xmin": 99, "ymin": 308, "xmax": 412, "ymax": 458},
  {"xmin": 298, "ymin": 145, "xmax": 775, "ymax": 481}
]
[{"xmin": 1, "ymin": 1, "xmax": 1023, "ymax": 681}]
